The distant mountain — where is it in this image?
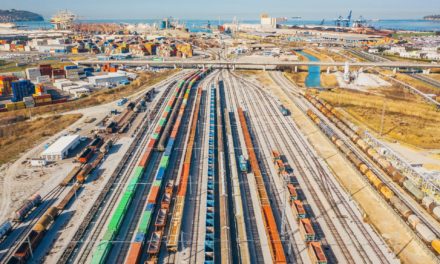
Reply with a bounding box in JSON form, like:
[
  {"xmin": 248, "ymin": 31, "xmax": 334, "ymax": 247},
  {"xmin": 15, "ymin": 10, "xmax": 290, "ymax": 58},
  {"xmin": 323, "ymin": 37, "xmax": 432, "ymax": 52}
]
[
  {"xmin": 424, "ymin": 15, "xmax": 440, "ymax": 21},
  {"xmin": 0, "ymin": 9, "xmax": 44, "ymax": 22}
]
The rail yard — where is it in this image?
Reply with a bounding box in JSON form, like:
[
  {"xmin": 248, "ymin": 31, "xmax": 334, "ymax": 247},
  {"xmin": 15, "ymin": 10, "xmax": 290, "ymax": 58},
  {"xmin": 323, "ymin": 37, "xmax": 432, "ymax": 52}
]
[
  {"xmin": 0, "ymin": 64, "xmax": 439, "ymax": 264},
  {"xmin": 1, "ymin": 10, "xmax": 440, "ymax": 264}
]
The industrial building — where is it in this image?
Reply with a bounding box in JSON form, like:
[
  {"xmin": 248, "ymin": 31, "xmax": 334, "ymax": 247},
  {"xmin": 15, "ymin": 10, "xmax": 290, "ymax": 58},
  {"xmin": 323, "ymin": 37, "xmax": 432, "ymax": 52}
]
[
  {"xmin": 87, "ymin": 73, "xmax": 129, "ymax": 87},
  {"xmin": 41, "ymin": 134, "xmax": 80, "ymax": 161}
]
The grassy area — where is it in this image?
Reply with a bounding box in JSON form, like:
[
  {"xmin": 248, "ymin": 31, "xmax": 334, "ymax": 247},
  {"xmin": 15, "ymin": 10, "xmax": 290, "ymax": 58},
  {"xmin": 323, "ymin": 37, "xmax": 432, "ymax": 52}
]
[
  {"xmin": 317, "ymin": 89, "xmax": 440, "ymax": 149},
  {"xmin": 0, "ymin": 70, "xmax": 178, "ymax": 120},
  {"xmin": 303, "ymin": 49, "xmax": 332, "ymax": 62},
  {"xmin": 429, "ymin": 74, "xmax": 440, "ymax": 82},
  {"xmin": 0, "ymin": 59, "xmax": 75, "ymax": 73},
  {"xmin": 284, "ymin": 72, "xmax": 308, "ymax": 87},
  {"xmin": 392, "ymin": 32, "xmax": 437, "ymax": 39},
  {"xmin": 393, "ymin": 73, "xmax": 440, "ymax": 96},
  {"xmin": 0, "ymin": 114, "xmax": 82, "ymax": 164},
  {"xmin": 321, "ymin": 73, "xmax": 338, "ymax": 88}
]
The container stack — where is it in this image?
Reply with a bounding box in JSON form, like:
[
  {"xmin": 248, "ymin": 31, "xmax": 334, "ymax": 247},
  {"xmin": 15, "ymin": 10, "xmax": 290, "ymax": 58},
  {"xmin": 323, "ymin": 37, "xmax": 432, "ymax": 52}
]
[
  {"xmin": 64, "ymin": 65, "xmax": 80, "ymax": 80},
  {"xmin": 0, "ymin": 75, "xmax": 18, "ymax": 96},
  {"xmin": 144, "ymin": 43, "xmax": 157, "ymax": 55},
  {"xmin": 34, "ymin": 84, "xmax": 45, "ymax": 96},
  {"xmin": 176, "ymin": 43, "xmax": 193, "ymax": 58},
  {"xmin": 39, "ymin": 64, "xmax": 53, "ymax": 77},
  {"xmin": 5, "ymin": 101, "xmax": 26, "ymax": 111},
  {"xmin": 11, "ymin": 80, "xmax": 35, "ymax": 102},
  {"xmin": 52, "ymin": 68, "xmax": 66, "ymax": 80},
  {"xmin": 23, "ymin": 96, "xmax": 35, "ymax": 108},
  {"xmin": 33, "ymin": 94, "xmax": 52, "ymax": 106},
  {"xmin": 25, "ymin": 67, "xmax": 42, "ymax": 82}
]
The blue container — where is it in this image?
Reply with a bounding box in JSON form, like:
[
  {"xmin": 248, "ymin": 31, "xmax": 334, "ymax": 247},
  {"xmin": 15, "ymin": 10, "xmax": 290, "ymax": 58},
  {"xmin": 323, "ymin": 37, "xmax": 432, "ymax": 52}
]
[
  {"xmin": 156, "ymin": 167, "xmax": 165, "ymax": 181},
  {"xmin": 134, "ymin": 232, "xmax": 145, "ymax": 242},
  {"xmin": 146, "ymin": 203, "xmax": 155, "ymax": 211}
]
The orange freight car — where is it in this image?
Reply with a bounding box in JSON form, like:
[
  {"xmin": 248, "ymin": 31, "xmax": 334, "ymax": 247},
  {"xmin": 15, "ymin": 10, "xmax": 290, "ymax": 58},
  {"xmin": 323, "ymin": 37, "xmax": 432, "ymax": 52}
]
[{"xmin": 238, "ymin": 107, "xmax": 287, "ymax": 264}]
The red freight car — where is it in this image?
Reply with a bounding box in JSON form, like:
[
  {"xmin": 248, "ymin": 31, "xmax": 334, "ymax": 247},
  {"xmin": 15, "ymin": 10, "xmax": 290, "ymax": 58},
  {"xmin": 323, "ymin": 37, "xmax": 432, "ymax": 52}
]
[{"xmin": 308, "ymin": 242, "xmax": 327, "ymax": 264}]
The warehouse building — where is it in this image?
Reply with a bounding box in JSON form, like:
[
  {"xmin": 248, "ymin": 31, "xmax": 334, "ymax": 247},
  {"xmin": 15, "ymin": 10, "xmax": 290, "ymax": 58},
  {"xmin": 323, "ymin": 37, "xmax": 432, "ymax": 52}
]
[
  {"xmin": 87, "ymin": 73, "xmax": 128, "ymax": 87},
  {"xmin": 41, "ymin": 134, "xmax": 80, "ymax": 161}
]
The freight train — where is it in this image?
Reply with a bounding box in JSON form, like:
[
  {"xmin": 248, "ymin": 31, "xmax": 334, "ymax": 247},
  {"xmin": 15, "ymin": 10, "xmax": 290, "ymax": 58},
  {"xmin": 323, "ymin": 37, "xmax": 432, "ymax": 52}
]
[
  {"xmin": 306, "ymin": 109, "xmax": 440, "ymax": 255},
  {"xmin": 272, "ymin": 150, "xmax": 328, "ymax": 264},
  {"xmin": 167, "ymin": 73, "xmax": 206, "ymax": 252},
  {"xmin": 238, "ymin": 108, "xmax": 287, "ymax": 263},
  {"xmin": 93, "ymin": 70, "xmax": 210, "ymax": 264},
  {"xmin": 305, "ymin": 94, "xmax": 440, "ymax": 223}
]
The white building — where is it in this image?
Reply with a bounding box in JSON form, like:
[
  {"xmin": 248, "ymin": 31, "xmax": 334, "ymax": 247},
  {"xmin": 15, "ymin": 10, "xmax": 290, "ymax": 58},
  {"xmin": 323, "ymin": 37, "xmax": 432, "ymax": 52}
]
[
  {"xmin": 88, "ymin": 73, "xmax": 129, "ymax": 86},
  {"xmin": 41, "ymin": 135, "xmax": 80, "ymax": 161}
]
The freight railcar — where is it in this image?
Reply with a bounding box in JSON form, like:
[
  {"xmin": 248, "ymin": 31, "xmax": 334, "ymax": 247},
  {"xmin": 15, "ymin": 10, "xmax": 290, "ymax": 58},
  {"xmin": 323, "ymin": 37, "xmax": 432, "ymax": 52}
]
[
  {"xmin": 93, "ymin": 71, "xmax": 206, "ymax": 264},
  {"xmin": 306, "ymin": 94, "xmax": 440, "ymax": 231},
  {"xmin": 306, "ymin": 108, "xmax": 440, "ymax": 256},
  {"xmin": 14, "ymin": 193, "xmax": 42, "ymax": 221},
  {"xmin": 0, "ymin": 220, "xmax": 12, "ymax": 240},
  {"xmin": 238, "ymin": 155, "xmax": 248, "ymax": 173}
]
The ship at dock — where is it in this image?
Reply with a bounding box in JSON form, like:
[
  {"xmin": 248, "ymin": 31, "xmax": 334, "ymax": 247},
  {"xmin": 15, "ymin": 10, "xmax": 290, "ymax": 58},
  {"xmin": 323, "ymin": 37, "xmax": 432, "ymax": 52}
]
[{"xmin": 50, "ymin": 10, "xmax": 77, "ymax": 30}]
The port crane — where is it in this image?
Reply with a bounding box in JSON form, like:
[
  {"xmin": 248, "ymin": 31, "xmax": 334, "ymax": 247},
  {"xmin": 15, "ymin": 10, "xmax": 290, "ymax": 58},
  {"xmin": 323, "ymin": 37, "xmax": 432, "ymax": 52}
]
[{"xmin": 335, "ymin": 10, "xmax": 352, "ymax": 27}]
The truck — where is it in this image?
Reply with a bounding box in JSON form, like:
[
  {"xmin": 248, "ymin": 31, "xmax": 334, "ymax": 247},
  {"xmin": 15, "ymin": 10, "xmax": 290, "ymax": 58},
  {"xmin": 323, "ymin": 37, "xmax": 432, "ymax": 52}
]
[
  {"xmin": 279, "ymin": 104, "xmax": 289, "ymax": 116},
  {"xmin": 117, "ymin": 98, "xmax": 128, "ymax": 106}
]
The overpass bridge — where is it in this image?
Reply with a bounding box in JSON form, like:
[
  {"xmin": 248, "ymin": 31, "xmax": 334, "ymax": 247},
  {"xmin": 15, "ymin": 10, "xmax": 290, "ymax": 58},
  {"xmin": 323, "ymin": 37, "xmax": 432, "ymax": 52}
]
[{"xmin": 77, "ymin": 59, "xmax": 439, "ymax": 71}]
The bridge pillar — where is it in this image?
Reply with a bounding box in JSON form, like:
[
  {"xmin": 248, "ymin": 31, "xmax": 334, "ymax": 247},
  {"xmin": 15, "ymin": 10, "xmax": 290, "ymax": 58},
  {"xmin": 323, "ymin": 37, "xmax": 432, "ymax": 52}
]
[
  {"xmin": 202, "ymin": 64, "xmax": 205, "ymax": 70},
  {"xmin": 263, "ymin": 65, "xmax": 266, "ymax": 71},
  {"xmin": 174, "ymin": 64, "xmax": 177, "ymax": 69},
  {"xmin": 232, "ymin": 65, "xmax": 235, "ymax": 71},
  {"xmin": 326, "ymin": 67, "xmax": 330, "ymax": 74},
  {"xmin": 294, "ymin": 66, "xmax": 298, "ymax": 73},
  {"xmin": 393, "ymin": 68, "xmax": 397, "ymax": 74},
  {"xmin": 423, "ymin": 69, "xmax": 431, "ymax": 75}
]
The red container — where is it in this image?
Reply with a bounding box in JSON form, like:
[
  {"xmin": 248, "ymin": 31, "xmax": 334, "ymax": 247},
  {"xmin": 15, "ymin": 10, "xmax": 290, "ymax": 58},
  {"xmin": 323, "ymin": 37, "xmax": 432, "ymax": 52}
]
[
  {"xmin": 148, "ymin": 186, "xmax": 159, "ymax": 203},
  {"xmin": 52, "ymin": 98, "xmax": 68, "ymax": 104},
  {"xmin": 138, "ymin": 149, "xmax": 152, "ymax": 168},
  {"xmin": 125, "ymin": 242, "xmax": 142, "ymax": 264},
  {"xmin": 35, "ymin": 101, "xmax": 52, "ymax": 107}
]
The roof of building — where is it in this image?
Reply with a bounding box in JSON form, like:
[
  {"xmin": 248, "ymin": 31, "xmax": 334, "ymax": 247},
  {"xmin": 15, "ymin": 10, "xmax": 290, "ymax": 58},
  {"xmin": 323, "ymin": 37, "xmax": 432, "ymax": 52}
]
[
  {"xmin": 88, "ymin": 72, "xmax": 127, "ymax": 81},
  {"xmin": 42, "ymin": 134, "xmax": 79, "ymax": 155}
]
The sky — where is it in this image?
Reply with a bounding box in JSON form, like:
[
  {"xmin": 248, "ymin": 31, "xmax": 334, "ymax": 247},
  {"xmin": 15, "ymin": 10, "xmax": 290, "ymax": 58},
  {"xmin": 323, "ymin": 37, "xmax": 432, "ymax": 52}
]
[{"xmin": 2, "ymin": 0, "xmax": 440, "ymax": 20}]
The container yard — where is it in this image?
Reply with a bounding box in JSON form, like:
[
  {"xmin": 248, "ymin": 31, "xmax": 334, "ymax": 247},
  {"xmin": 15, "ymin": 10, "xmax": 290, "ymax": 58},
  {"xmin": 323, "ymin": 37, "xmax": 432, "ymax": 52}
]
[{"xmin": 1, "ymin": 6, "xmax": 440, "ymax": 264}]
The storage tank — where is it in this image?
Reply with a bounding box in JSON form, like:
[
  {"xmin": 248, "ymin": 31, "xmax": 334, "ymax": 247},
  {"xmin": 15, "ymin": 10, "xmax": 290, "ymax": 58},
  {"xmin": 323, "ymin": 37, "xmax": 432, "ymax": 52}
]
[
  {"xmin": 390, "ymin": 196, "xmax": 412, "ymax": 218},
  {"xmin": 433, "ymin": 207, "xmax": 440, "ymax": 220},
  {"xmin": 422, "ymin": 197, "xmax": 436, "ymax": 212},
  {"xmin": 380, "ymin": 186, "xmax": 394, "ymax": 200},
  {"xmin": 415, "ymin": 223, "xmax": 436, "ymax": 242},
  {"xmin": 408, "ymin": 215, "xmax": 421, "ymax": 229},
  {"xmin": 359, "ymin": 164, "xmax": 369, "ymax": 174},
  {"xmin": 403, "ymin": 180, "xmax": 424, "ymax": 201}
]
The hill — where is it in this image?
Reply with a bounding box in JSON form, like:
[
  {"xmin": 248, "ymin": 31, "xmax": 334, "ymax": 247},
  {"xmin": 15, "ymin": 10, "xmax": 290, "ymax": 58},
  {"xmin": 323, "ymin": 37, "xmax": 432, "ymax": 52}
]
[{"xmin": 0, "ymin": 9, "xmax": 44, "ymax": 22}]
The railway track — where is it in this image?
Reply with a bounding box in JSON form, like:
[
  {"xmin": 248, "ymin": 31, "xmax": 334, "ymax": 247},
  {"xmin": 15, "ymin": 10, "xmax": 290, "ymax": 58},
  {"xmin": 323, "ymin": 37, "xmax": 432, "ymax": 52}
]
[
  {"xmin": 60, "ymin": 80, "xmax": 178, "ymax": 264},
  {"xmin": 0, "ymin": 186, "xmax": 65, "ymax": 263},
  {"xmin": 222, "ymin": 72, "xmax": 264, "ymax": 264},
  {"xmin": 226, "ymin": 71, "xmax": 302, "ymax": 264},
  {"xmin": 184, "ymin": 73, "xmax": 215, "ymax": 264},
  {"xmin": 235, "ymin": 70, "xmax": 394, "ymax": 263}
]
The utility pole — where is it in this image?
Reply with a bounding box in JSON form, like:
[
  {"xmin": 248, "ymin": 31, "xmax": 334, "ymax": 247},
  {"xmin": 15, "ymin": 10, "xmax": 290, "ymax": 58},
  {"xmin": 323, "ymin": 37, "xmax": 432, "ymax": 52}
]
[{"xmin": 380, "ymin": 100, "xmax": 386, "ymax": 137}]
